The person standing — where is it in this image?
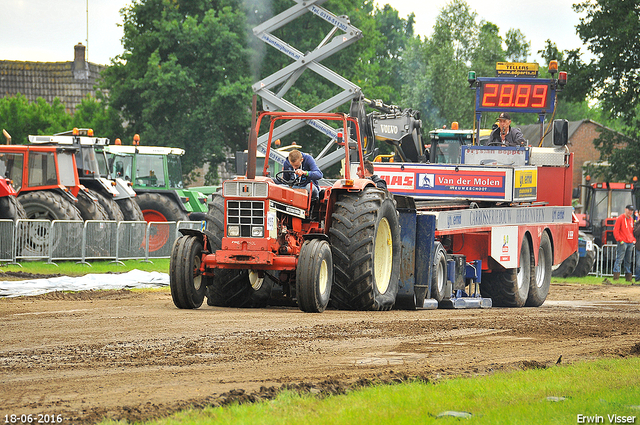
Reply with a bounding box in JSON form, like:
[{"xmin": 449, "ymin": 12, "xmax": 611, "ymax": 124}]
[
  {"xmin": 613, "ymin": 204, "xmax": 636, "ymax": 281},
  {"xmin": 633, "ymin": 215, "xmax": 640, "ymax": 284}
]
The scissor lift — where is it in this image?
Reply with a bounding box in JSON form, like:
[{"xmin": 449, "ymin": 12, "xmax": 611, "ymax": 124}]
[{"xmin": 251, "ymin": 0, "xmax": 363, "ymax": 169}]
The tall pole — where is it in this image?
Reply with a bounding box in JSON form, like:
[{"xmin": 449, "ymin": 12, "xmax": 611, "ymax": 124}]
[{"xmin": 86, "ymin": 0, "xmax": 89, "ymax": 61}]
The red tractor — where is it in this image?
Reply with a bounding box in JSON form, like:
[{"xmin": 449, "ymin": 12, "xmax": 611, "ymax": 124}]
[
  {"xmin": 0, "ymin": 176, "xmax": 25, "ymax": 221},
  {"xmin": 170, "ymin": 110, "xmax": 401, "ymax": 312}
]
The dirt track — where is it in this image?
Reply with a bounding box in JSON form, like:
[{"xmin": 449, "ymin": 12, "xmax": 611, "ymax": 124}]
[{"xmin": 1, "ymin": 282, "xmax": 640, "ymax": 424}]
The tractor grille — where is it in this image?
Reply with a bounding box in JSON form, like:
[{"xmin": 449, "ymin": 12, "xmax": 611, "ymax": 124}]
[
  {"xmin": 226, "ymin": 200, "xmax": 265, "ymax": 238},
  {"xmin": 224, "ymin": 181, "xmax": 268, "ymax": 198}
]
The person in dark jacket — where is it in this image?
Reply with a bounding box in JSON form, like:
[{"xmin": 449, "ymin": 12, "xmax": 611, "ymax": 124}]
[
  {"xmin": 282, "ymin": 149, "xmax": 323, "ymax": 199},
  {"xmin": 357, "ymin": 160, "xmax": 387, "ymax": 189},
  {"xmin": 488, "ymin": 112, "xmax": 527, "ymax": 147}
]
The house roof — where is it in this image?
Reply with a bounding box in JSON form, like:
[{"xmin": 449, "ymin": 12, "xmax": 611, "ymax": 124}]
[
  {"xmin": 0, "ymin": 44, "xmax": 106, "ymax": 114},
  {"xmin": 518, "ymin": 120, "xmax": 599, "ymax": 147}
]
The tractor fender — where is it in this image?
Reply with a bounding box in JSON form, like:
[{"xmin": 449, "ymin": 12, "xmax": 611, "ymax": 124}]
[{"xmin": 178, "ymin": 226, "xmax": 216, "ymax": 253}]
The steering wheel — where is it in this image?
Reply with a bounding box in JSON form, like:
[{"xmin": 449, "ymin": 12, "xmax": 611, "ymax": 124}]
[
  {"xmin": 275, "ymin": 170, "xmax": 302, "ymax": 187},
  {"xmin": 487, "ymin": 140, "xmax": 503, "ymax": 147}
]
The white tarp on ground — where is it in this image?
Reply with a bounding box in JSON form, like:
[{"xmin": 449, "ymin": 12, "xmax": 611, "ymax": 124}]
[{"xmin": 0, "ymin": 270, "xmax": 170, "ymax": 298}]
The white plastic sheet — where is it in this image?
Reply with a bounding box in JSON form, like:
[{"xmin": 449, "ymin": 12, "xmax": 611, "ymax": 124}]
[{"xmin": 0, "ymin": 270, "xmax": 169, "ymax": 298}]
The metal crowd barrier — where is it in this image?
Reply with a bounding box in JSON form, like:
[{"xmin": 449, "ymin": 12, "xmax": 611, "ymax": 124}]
[
  {"xmin": 0, "ymin": 219, "xmax": 14, "ymax": 263},
  {"xmin": 0, "ymin": 220, "xmax": 204, "ymax": 266},
  {"xmin": 596, "ymin": 243, "xmax": 636, "ymax": 277}
]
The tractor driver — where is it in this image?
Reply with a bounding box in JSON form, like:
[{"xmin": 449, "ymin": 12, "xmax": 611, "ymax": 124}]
[
  {"xmin": 282, "ymin": 149, "xmax": 323, "ymax": 200},
  {"xmin": 357, "ymin": 160, "xmax": 387, "ymax": 190},
  {"xmin": 488, "ymin": 112, "xmax": 526, "ymax": 147}
]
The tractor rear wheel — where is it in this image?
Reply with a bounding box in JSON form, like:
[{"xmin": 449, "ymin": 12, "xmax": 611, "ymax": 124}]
[
  {"xmin": 527, "ymin": 232, "xmax": 552, "ymax": 307},
  {"xmin": 116, "ymin": 197, "xmax": 145, "ymax": 222},
  {"xmin": 552, "ymin": 251, "xmax": 578, "ymax": 278},
  {"xmin": 571, "ymin": 249, "xmax": 596, "ymax": 277},
  {"xmin": 170, "ymin": 235, "xmax": 207, "ymax": 309},
  {"xmin": 481, "ymin": 236, "xmax": 533, "ymax": 307},
  {"xmin": 329, "ymin": 188, "xmax": 401, "ymax": 311},
  {"xmin": 205, "ymin": 193, "xmax": 271, "ymax": 308},
  {"xmin": 77, "ymin": 189, "xmax": 109, "ymax": 221},
  {"xmin": 17, "ymin": 191, "xmax": 83, "ymax": 255},
  {"xmin": 18, "ymin": 191, "xmax": 83, "ymax": 221},
  {"xmin": 296, "ymin": 239, "xmax": 333, "ymax": 313},
  {"xmin": 0, "ymin": 196, "xmax": 26, "ymax": 220},
  {"xmin": 136, "ymin": 192, "xmax": 188, "ymax": 252},
  {"xmin": 90, "ymin": 189, "xmax": 123, "ymax": 222}
]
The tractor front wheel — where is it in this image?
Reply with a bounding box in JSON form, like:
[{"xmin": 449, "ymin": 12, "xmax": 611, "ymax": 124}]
[
  {"xmin": 170, "ymin": 235, "xmax": 207, "ymax": 309},
  {"xmin": 296, "ymin": 239, "xmax": 333, "ymax": 313}
]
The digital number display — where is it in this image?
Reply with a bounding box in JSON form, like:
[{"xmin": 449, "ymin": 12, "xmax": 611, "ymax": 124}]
[{"xmin": 475, "ymin": 78, "xmax": 555, "ymax": 114}]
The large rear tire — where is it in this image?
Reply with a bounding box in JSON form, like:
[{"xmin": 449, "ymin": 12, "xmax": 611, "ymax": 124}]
[
  {"xmin": 90, "ymin": 189, "xmax": 123, "ymax": 222},
  {"xmin": 17, "ymin": 191, "xmax": 83, "ymax": 255},
  {"xmin": 296, "ymin": 239, "xmax": 333, "ymax": 313},
  {"xmin": 136, "ymin": 192, "xmax": 188, "ymax": 252},
  {"xmin": 116, "ymin": 197, "xmax": 145, "ymax": 222},
  {"xmin": 527, "ymin": 232, "xmax": 552, "ymax": 307},
  {"xmin": 0, "ymin": 196, "xmax": 26, "ymax": 220},
  {"xmin": 205, "ymin": 193, "xmax": 271, "ymax": 308},
  {"xmin": 571, "ymin": 249, "xmax": 596, "ymax": 277},
  {"xmin": 18, "ymin": 191, "xmax": 83, "ymax": 221},
  {"xmin": 329, "ymin": 188, "xmax": 401, "ymax": 311},
  {"xmin": 481, "ymin": 236, "xmax": 532, "ymax": 307},
  {"xmin": 170, "ymin": 235, "xmax": 207, "ymax": 309},
  {"xmin": 76, "ymin": 189, "xmax": 109, "ymax": 221},
  {"xmin": 552, "ymin": 251, "xmax": 578, "ymax": 278}
]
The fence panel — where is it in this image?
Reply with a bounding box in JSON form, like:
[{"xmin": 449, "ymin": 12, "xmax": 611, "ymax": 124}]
[
  {"xmin": 49, "ymin": 220, "xmax": 85, "ymax": 262},
  {"xmin": 83, "ymin": 220, "xmax": 118, "ymax": 262},
  {"xmin": 145, "ymin": 222, "xmax": 177, "ymax": 260},
  {"xmin": 597, "ymin": 243, "xmax": 637, "ymax": 277},
  {"xmin": 14, "ymin": 219, "xmax": 55, "ymax": 262},
  {"xmin": 0, "ymin": 220, "xmax": 14, "ymax": 262},
  {"xmin": 115, "ymin": 221, "xmax": 148, "ymax": 261}
]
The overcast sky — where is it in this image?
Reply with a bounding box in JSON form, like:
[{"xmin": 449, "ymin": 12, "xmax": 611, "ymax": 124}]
[{"xmin": 0, "ymin": 0, "xmax": 588, "ymax": 66}]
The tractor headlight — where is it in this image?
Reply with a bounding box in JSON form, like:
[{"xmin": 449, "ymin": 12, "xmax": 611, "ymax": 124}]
[
  {"xmin": 227, "ymin": 226, "xmax": 240, "ymax": 237},
  {"xmin": 252, "ymin": 226, "xmax": 264, "ymax": 237}
]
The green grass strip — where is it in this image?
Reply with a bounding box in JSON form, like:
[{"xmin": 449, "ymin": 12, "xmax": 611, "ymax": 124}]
[
  {"xmin": 0, "ymin": 259, "xmax": 169, "ymax": 277},
  {"xmin": 105, "ymin": 357, "xmax": 640, "ymax": 425}
]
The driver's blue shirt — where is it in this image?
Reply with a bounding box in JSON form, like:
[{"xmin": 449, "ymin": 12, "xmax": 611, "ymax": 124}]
[{"xmin": 282, "ymin": 153, "xmax": 323, "ymax": 190}]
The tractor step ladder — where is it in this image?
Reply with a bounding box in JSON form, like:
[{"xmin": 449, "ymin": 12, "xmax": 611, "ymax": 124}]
[{"xmin": 251, "ymin": 0, "xmax": 363, "ymax": 169}]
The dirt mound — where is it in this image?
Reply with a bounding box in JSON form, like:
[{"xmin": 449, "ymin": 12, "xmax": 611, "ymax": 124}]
[{"xmin": 0, "ymin": 270, "xmax": 63, "ymax": 280}]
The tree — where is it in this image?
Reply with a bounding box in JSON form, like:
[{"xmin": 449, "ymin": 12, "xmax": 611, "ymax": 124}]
[
  {"xmin": 504, "ymin": 28, "xmax": 530, "ymax": 62},
  {"xmin": 0, "ymin": 94, "xmax": 71, "ymax": 144},
  {"xmin": 72, "ymin": 92, "xmax": 123, "ymax": 140},
  {"xmin": 569, "ymin": 0, "xmax": 640, "ymax": 180},
  {"xmin": 101, "ymin": 0, "xmax": 254, "ymax": 183},
  {"xmin": 574, "ymin": 0, "xmax": 640, "ymax": 124}
]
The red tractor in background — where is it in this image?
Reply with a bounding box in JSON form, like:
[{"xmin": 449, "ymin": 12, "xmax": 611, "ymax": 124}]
[
  {"xmin": 0, "ymin": 176, "xmax": 25, "ymax": 221},
  {"xmin": 170, "ymin": 107, "xmax": 401, "ymax": 312}
]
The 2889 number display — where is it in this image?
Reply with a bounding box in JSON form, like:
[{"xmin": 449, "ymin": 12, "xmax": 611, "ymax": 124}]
[{"xmin": 480, "ymin": 83, "xmax": 550, "ymax": 110}]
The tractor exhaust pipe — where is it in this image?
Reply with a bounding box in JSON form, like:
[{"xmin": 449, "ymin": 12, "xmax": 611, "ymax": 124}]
[
  {"xmin": 3, "ymin": 129, "xmax": 11, "ymax": 145},
  {"xmin": 246, "ymin": 95, "xmax": 258, "ymax": 179}
]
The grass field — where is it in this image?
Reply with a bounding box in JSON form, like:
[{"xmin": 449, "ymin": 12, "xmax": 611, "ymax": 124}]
[
  {"xmin": 0, "ymin": 259, "xmax": 170, "ymax": 277},
  {"xmin": 99, "ymin": 357, "xmax": 640, "ymax": 425}
]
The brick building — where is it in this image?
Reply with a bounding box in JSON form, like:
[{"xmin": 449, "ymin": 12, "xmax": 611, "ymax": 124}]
[
  {"xmin": 520, "ymin": 119, "xmax": 612, "ymax": 189},
  {"xmin": 0, "ymin": 43, "xmax": 105, "ymax": 114}
]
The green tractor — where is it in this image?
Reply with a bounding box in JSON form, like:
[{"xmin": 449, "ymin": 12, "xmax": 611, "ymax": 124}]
[{"xmin": 105, "ymin": 143, "xmax": 208, "ymax": 223}]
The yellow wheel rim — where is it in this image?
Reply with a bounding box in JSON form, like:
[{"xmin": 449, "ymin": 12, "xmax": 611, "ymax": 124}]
[
  {"xmin": 374, "ymin": 217, "xmax": 393, "ymax": 294},
  {"xmin": 318, "ymin": 258, "xmax": 328, "ymax": 295},
  {"xmin": 249, "ymin": 270, "xmax": 264, "ymax": 290}
]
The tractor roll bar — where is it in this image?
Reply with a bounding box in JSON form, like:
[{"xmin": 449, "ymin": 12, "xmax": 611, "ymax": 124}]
[{"xmin": 256, "ymin": 111, "xmax": 364, "ymax": 181}]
